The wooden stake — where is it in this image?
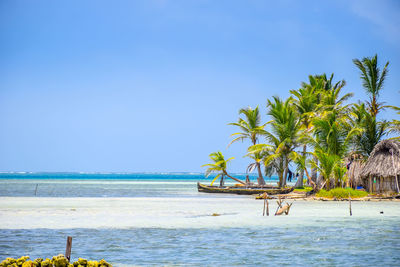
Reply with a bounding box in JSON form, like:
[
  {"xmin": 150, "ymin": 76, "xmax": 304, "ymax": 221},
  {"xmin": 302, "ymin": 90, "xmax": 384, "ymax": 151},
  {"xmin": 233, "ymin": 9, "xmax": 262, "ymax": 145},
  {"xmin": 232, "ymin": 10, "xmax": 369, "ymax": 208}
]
[
  {"xmin": 349, "ymin": 193, "xmax": 352, "ymax": 216},
  {"xmin": 65, "ymin": 236, "xmax": 72, "ymax": 262},
  {"xmin": 263, "ymin": 199, "xmax": 266, "ymax": 216},
  {"xmin": 34, "ymin": 184, "xmax": 38, "ymax": 196},
  {"xmin": 266, "ymin": 199, "xmax": 269, "ymax": 216}
]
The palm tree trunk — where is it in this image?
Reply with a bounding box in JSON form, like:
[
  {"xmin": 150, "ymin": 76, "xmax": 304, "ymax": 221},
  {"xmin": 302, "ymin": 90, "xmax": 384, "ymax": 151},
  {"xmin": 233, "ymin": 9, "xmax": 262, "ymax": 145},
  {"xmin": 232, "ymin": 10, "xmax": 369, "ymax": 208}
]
[
  {"xmin": 296, "ymin": 144, "xmax": 307, "ymax": 188},
  {"xmin": 278, "ymin": 158, "xmax": 284, "ymax": 188},
  {"xmin": 224, "ymin": 172, "xmax": 245, "ymax": 185},
  {"xmin": 256, "ymin": 162, "xmax": 266, "ymax": 185},
  {"xmin": 311, "ymin": 155, "xmax": 318, "ymax": 184},
  {"xmin": 219, "ymin": 175, "xmax": 223, "ymax": 187},
  {"xmin": 303, "ymin": 167, "xmax": 316, "ymax": 189},
  {"xmin": 326, "ymin": 177, "xmax": 330, "ymax": 190},
  {"xmin": 278, "ymin": 171, "xmax": 283, "ymax": 188},
  {"xmin": 283, "ymin": 157, "xmax": 289, "ymax": 187}
]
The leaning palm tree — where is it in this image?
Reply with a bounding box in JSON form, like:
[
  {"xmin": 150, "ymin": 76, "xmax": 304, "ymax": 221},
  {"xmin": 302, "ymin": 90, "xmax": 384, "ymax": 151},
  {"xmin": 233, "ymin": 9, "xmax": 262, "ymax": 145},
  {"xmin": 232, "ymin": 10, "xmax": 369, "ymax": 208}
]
[
  {"xmin": 201, "ymin": 151, "xmax": 244, "ymax": 186},
  {"xmin": 229, "ymin": 106, "xmax": 267, "ymax": 185},
  {"xmin": 353, "ymin": 54, "xmax": 389, "ymax": 117}
]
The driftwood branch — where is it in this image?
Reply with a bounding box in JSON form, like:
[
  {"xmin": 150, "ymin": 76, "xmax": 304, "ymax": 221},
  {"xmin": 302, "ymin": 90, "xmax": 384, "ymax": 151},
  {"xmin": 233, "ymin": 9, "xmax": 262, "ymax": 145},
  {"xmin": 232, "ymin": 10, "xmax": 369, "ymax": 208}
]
[{"xmin": 275, "ymin": 202, "xmax": 293, "ymax": 216}]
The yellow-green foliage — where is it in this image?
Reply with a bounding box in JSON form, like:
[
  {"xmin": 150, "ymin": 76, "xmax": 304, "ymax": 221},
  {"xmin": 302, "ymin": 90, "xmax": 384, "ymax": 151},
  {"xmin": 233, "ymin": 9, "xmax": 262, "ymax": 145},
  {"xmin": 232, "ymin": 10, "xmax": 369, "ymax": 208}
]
[
  {"xmin": 294, "ymin": 186, "xmax": 313, "ymax": 192},
  {"xmin": 1, "ymin": 256, "xmax": 112, "ymax": 267},
  {"xmin": 86, "ymin": 261, "xmax": 98, "ymax": 267},
  {"xmin": 51, "ymin": 255, "xmax": 69, "ymax": 267},
  {"xmin": 21, "ymin": 260, "xmax": 39, "ymax": 267},
  {"xmin": 316, "ymin": 187, "xmax": 368, "ymax": 199},
  {"xmin": 40, "ymin": 259, "xmax": 52, "ymax": 267},
  {"xmin": 0, "ymin": 256, "xmax": 31, "ymax": 267}
]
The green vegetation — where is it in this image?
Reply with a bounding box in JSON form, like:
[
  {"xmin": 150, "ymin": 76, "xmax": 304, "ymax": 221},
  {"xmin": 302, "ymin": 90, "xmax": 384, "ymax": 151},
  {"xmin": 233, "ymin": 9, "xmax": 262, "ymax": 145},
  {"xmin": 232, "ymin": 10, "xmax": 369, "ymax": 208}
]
[
  {"xmin": 294, "ymin": 186, "xmax": 313, "ymax": 193},
  {"xmin": 201, "ymin": 152, "xmax": 243, "ymax": 186},
  {"xmin": 0, "ymin": 255, "xmax": 112, "ymax": 267},
  {"xmin": 229, "ymin": 106, "xmax": 267, "ymax": 185},
  {"xmin": 316, "ymin": 188, "xmax": 368, "ymax": 199},
  {"xmin": 201, "ymin": 54, "xmax": 399, "ymax": 190}
]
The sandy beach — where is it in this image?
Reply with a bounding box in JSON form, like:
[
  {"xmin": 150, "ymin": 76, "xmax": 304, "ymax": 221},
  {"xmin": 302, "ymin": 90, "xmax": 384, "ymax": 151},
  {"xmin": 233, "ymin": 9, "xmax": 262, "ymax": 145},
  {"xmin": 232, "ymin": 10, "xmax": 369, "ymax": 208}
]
[{"xmin": 1, "ymin": 196, "xmax": 399, "ymax": 229}]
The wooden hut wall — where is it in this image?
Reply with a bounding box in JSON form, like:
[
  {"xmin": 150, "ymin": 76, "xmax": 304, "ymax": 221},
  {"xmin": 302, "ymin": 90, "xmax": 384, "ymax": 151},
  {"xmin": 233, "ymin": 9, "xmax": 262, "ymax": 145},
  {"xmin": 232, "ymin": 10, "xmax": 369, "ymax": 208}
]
[{"xmin": 363, "ymin": 176, "xmax": 400, "ymax": 193}]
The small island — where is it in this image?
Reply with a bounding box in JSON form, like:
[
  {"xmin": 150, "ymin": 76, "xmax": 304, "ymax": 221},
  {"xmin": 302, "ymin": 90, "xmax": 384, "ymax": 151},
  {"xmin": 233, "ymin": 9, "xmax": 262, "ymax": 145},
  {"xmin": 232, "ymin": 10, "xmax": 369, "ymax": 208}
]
[{"xmin": 200, "ymin": 54, "xmax": 400, "ymax": 201}]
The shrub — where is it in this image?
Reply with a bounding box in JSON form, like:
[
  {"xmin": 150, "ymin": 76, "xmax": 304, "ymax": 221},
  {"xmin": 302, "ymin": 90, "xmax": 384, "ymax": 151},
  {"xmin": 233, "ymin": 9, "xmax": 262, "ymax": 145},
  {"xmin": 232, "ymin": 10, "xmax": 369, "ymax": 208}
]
[
  {"xmin": 294, "ymin": 186, "xmax": 313, "ymax": 192},
  {"xmin": 316, "ymin": 187, "xmax": 368, "ymax": 199}
]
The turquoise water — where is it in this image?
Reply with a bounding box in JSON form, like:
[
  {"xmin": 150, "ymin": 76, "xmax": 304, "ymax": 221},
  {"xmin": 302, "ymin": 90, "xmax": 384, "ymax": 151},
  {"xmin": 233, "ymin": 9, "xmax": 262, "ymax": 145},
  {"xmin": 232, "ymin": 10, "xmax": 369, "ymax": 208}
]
[
  {"xmin": 0, "ymin": 173, "xmax": 399, "ymax": 266},
  {"xmin": 0, "ymin": 172, "xmax": 274, "ymax": 198}
]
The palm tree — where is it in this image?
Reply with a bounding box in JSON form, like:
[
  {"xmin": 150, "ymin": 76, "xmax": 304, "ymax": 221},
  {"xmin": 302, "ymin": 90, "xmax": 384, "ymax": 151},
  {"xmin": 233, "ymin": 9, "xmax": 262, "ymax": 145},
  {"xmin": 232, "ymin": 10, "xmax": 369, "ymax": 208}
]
[
  {"xmin": 245, "ymin": 149, "xmax": 266, "ymax": 181},
  {"xmin": 313, "ymin": 111, "xmax": 351, "ymax": 157},
  {"xmin": 290, "ymin": 152, "xmax": 316, "ymax": 189},
  {"xmin": 264, "ymin": 96, "xmax": 300, "ymax": 187},
  {"xmin": 389, "ymin": 106, "xmax": 400, "ymax": 137},
  {"xmin": 201, "ymin": 151, "xmax": 244, "ymax": 186},
  {"xmin": 348, "ymin": 103, "xmax": 389, "ymax": 156},
  {"xmin": 353, "ymin": 54, "xmax": 389, "ymax": 117},
  {"xmin": 310, "ymin": 149, "xmax": 341, "ymax": 190},
  {"xmin": 319, "ymin": 78, "xmax": 353, "ymax": 114},
  {"xmin": 290, "ymin": 81, "xmax": 320, "ymax": 187},
  {"xmin": 229, "ymin": 106, "xmax": 267, "ymax": 185},
  {"xmin": 247, "ymin": 143, "xmax": 285, "ymax": 186}
]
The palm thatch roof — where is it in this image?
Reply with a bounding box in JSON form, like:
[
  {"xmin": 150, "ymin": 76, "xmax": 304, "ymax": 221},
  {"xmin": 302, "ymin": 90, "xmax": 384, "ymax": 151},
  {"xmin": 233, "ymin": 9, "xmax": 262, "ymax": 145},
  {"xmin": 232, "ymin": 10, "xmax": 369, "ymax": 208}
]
[
  {"xmin": 360, "ymin": 139, "xmax": 400, "ymax": 178},
  {"xmin": 348, "ymin": 160, "xmax": 364, "ymax": 186}
]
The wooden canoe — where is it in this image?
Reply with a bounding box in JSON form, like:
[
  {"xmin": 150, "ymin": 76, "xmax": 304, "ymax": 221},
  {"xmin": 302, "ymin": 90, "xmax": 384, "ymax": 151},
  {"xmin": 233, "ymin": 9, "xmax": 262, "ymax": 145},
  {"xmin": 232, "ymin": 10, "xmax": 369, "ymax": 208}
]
[{"xmin": 197, "ymin": 182, "xmax": 294, "ymax": 195}]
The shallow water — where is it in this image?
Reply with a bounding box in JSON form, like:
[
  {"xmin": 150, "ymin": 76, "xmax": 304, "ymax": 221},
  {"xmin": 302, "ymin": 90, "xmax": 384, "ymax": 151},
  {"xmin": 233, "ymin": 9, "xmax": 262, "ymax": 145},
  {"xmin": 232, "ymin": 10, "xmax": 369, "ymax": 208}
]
[{"xmin": 0, "ymin": 175, "xmax": 399, "ymax": 266}]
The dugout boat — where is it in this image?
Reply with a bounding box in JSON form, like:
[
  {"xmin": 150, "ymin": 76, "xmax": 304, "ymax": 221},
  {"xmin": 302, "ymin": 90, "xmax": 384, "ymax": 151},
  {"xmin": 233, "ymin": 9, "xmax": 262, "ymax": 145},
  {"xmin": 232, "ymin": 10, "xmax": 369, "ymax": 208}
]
[{"xmin": 197, "ymin": 182, "xmax": 294, "ymax": 195}]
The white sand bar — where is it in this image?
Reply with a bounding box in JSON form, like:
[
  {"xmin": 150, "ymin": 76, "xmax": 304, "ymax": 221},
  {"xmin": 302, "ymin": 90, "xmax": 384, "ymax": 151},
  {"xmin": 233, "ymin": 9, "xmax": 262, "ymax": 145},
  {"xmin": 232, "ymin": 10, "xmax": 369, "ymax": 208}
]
[{"xmin": 1, "ymin": 197, "xmax": 399, "ymax": 229}]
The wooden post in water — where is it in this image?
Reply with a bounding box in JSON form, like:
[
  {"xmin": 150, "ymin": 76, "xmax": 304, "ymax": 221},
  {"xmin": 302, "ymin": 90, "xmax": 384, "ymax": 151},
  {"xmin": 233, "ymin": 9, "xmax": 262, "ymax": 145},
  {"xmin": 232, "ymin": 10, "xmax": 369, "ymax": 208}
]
[
  {"xmin": 65, "ymin": 236, "xmax": 72, "ymax": 262},
  {"xmin": 34, "ymin": 184, "xmax": 38, "ymax": 196},
  {"xmin": 349, "ymin": 193, "xmax": 352, "ymax": 216},
  {"xmin": 263, "ymin": 198, "xmax": 266, "ymax": 216}
]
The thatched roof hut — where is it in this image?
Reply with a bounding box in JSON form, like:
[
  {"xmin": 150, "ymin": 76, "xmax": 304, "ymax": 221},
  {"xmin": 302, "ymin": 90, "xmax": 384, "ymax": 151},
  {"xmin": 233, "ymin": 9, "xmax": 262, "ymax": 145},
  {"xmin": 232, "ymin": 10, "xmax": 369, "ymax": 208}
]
[
  {"xmin": 347, "ymin": 159, "xmax": 364, "ymax": 188},
  {"xmin": 360, "ymin": 139, "xmax": 400, "ymax": 193}
]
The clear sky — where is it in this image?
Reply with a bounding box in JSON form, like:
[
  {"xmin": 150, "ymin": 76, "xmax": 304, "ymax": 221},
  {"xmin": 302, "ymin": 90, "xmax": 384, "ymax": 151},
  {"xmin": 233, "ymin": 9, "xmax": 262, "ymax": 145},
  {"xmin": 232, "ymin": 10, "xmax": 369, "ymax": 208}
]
[{"xmin": 1, "ymin": 0, "xmax": 399, "ymax": 173}]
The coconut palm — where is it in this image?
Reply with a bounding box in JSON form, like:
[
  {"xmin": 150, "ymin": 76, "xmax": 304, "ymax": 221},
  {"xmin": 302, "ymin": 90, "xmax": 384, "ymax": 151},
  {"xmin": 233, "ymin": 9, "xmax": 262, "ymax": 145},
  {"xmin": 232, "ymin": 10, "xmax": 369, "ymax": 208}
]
[
  {"xmin": 296, "ymin": 74, "xmax": 351, "ymax": 184},
  {"xmin": 290, "ymin": 80, "xmax": 320, "ymax": 187},
  {"xmin": 245, "ymin": 149, "xmax": 268, "ymax": 184},
  {"xmin": 290, "ymin": 152, "xmax": 316, "ymax": 189},
  {"xmin": 319, "ymin": 79, "xmax": 353, "ymax": 114},
  {"xmin": 247, "ymin": 143, "xmax": 283, "ymax": 186},
  {"xmin": 264, "ymin": 96, "xmax": 300, "ymax": 187},
  {"xmin": 333, "ymin": 164, "xmax": 347, "ymax": 188},
  {"xmin": 313, "ymin": 112, "xmax": 350, "ymax": 157},
  {"xmin": 348, "ymin": 103, "xmax": 389, "ymax": 156},
  {"xmin": 229, "ymin": 106, "xmax": 267, "ymax": 185},
  {"xmin": 389, "ymin": 106, "xmax": 400, "ymax": 137},
  {"xmin": 296, "ymin": 75, "xmax": 326, "ymax": 184},
  {"xmin": 201, "ymin": 151, "xmax": 244, "ymax": 186},
  {"xmin": 310, "ymin": 149, "xmax": 341, "ymax": 190},
  {"xmin": 353, "ymin": 54, "xmax": 389, "ymax": 117}
]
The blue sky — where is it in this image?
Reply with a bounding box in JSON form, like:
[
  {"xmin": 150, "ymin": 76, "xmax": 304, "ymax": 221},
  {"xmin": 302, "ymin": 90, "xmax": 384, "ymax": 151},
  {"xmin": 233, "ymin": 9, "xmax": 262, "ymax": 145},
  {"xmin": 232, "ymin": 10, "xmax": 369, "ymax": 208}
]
[{"xmin": 0, "ymin": 0, "xmax": 399, "ymax": 173}]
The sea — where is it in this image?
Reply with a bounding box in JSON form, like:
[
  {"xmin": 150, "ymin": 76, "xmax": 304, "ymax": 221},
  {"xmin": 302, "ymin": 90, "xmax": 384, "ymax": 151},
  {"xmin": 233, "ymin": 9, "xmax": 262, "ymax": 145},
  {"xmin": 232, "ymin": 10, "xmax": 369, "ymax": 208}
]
[{"xmin": 0, "ymin": 173, "xmax": 399, "ymax": 266}]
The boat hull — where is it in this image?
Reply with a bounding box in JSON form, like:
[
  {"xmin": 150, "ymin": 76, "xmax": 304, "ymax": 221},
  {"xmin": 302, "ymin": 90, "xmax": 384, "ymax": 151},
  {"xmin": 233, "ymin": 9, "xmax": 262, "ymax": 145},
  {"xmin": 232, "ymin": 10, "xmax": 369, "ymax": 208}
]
[{"xmin": 197, "ymin": 182, "xmax": 294, "ymax": 195}]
